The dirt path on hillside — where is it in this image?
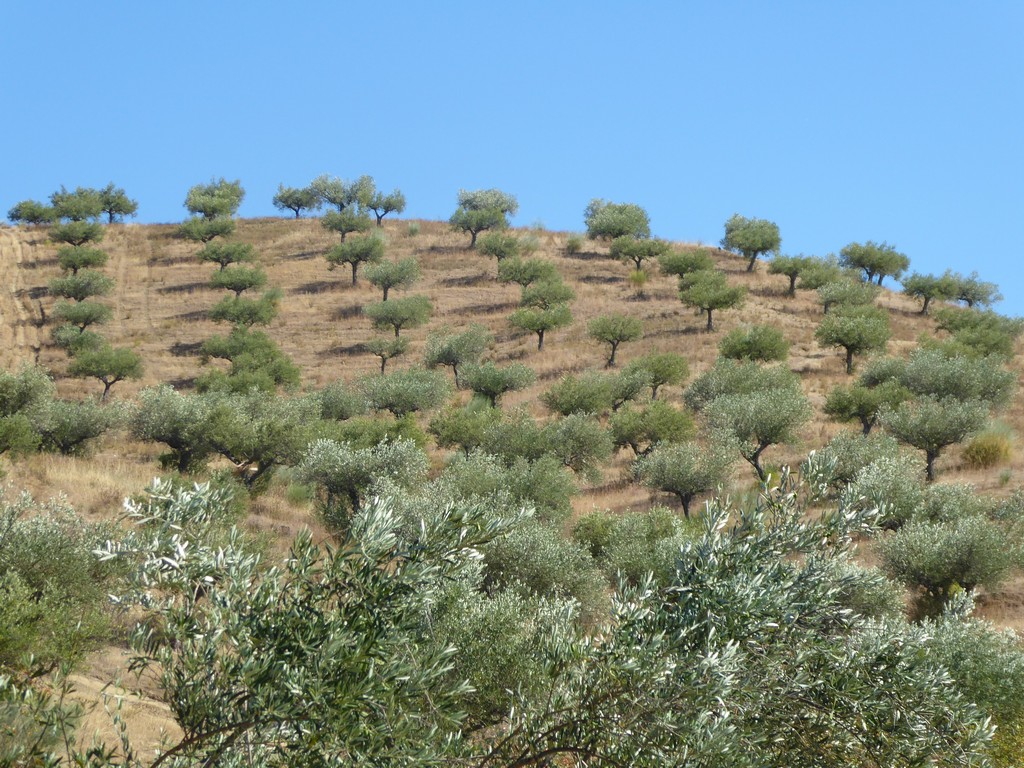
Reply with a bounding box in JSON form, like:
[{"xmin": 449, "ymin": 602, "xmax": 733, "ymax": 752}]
[{"xmin": 0, "ymin": 228, "xmax": 43, "ymax": 368}]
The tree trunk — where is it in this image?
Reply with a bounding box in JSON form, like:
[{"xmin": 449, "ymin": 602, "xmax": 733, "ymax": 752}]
[
  {"xmin": 393, "ymin": 326, "xmax": 401, "ymax": 339},
  {"xmin": 379, "ymin": 357, "xmax": 387, "ymax": 374},
  {"xmin": 537, "ymin": 330, "xmax": 545, "ymax": 350},
  {"xmin": 679, "ymin": 495, "xmax": 691, "ymax": 519},
  {"xmin": 101, "ymin": 380, "xmax": 112, "ymax": 402},
  {"xmin": 861, "ymin": 418, "xmax": 873, "ymax": 436},
  {"xmin": 651, "ymin": 384, "xmax": 660, "ymax": 400},
  {"xmin": 607, "ymin": 342, "xmax": 619, "ymax": 367},
  {"xmin": 788, "ymin": 275, "xmax": 798, "ymax": 296},
  {"xmin": 845, "ymin": 348, "xmax": 855, "ymax": 375},
  {"xmin": 382, "ymin": 285, "xmax": 390, "ymax": 301},
  {"xmin": 747, "ymin": 254, "xmax": 757, "ymax": 272},
  {"xmin": 375, "ymin": 213, "xmax": 385, "ymax": 226},
  {"xmin": 705, "ymin": 309, "xmax": 714, "ymax": 332},
  {"xmin": 351, "ymin": 263, "xmax": 359, "ymax": 286},
  {"xmin": 926, "ymin": 451, "xmax": 937, "ymax": 482},
  {"xmin": 920, "ymin": 296, "xmax": 931, "ymax": 315},
  {"xmin": 469, "ymin": 230, "xmax": 479, "ymax": 249}
]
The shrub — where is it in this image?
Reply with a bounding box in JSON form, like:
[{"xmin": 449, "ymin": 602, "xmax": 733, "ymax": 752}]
[
  {"xmin": 477, "ymin": 231, "xmax": 521, "ymax": 262},
  {"xmin": 564, "ymin": 233, "xmax": 583, "ymax": 255},
  {"xmin": 963, "ymin": 428, "xmax": 1013, "ymax": 470},
  {"xmin": 406, "ymin": 222, "xmax": 420, "ymax": 237},
  {"xmin": 807, "ymin": 430, "xmax": 902, "ymax": 492},
  {"xmin": 844, "ymin": 453, "xmax": 926, "ymax": 529},
  {"xmin": 718, "ymin": 325, "xmax": 789, "ymax": 362}
]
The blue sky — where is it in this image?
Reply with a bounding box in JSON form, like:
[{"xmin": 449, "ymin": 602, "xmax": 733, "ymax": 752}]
[{"xmin": 4, "ymin": 2, "xmax": 1023, "ymax": 314}]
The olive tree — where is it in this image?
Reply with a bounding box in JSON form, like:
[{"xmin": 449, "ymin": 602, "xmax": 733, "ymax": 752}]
[
  {"xmin": 497, "ymin": 257, "xmax": 559, "ymax": 287},
  {"xmin": 322, "ymin": 208, "xmax": 373, "ymax": 242},
  {"xmin": 364, "ymin": 295, "xmax": 433, "ymax": 337},
  {"xmin": 184, "ymin": 178, "xmax": 244, "ymax": 219},
  {"xmin": 98, "ymin": 182, "xmax": 138, "ymax": 223},
  {"xmin": 50, "ymin": 186, "xmax": 103, "ymax": 221},
  {"xmin": 678, "ymin": 270, "xmax": 745, "ymax": 331},
  {"xmin": 67, "ymin": 344, "xmax": 143, "ymax": 401},
  {"xmin": 366, "ymin": 257, "xmax": 420, "ymax": 300},
  {"xmin": 209, "ymin": 265, "xmax": 268, "ymax": 296},
  {"xmin": 817, "ymin": 278, "xmax": 879, "ymax": 314},
  {"xmin": 609, "ymin": 237, "xmax": 670, "ymax": 272},
  {"xmin": 953, "ymin": 272, "xmax": 1002, "ymax": 309},
  {"xmin": 721, "ymin": 214, "xmax": 781, "ymax": 271},
  {"xmin": 588, "ymin": 314, "xmax": 643, "ymax": 366},
  {"xmin": 360, "ymin": 368, "xmax": 451, "ymax": 417},
  {"xmin": 839, "ymin": 241, "xmax": 909, "ymax": 286},
  {"xmin": 49, "ymin": 221, "xmax": 104, "ymax": 248},
  {"xmin": 7, "ymin": 199, "xmax": 53, "ymax": 225},
  {"xmin": 326, "ymin": 233, "xmax": 385, "ymax": 285},
  {"xmin": 583, "ymin": 199, "xmax": 650, "ymax": 240},
  {"xmin": 610, "ymin": 400, "xmax": 694, "ymax": 457},
  {"xmin": 364, "ymin": 336, "xmax": 410, "ymax": 373},
  {"xmin": 705, "ymin": 387, "xmax": 812, "ymax": 480},
  {"xmin": 460, "ymin": 361, "xmax": 535, "ymax": 407},
  {"xmin": 56, "ymin": 246, "xmax": 107, "ymax": 274},
  {"xmin": 310, "ymin": 174, "xmax": 375, "ymax": 212},
  {"xmin": 368, "ymin": 188, "xmax": 406, "ymax": 226},
  {"xmin": 272, "ymin": 184, "xmax": 321, "ymax": 218},
  {"xmin": 658, "ymin": 248, "xmax": 714, "ymax": 278},
  {"xmin": 48, "ymin": 270, "xmax": 114, "ymax": 302},
  {"xmin": 824, "ymin": 380, "xmax": 910, "ymax": 435},
  {"xmin": 878, "ymin": 396, "xmax": 990, "ymax": 481},
  {"xmin": 624, "ymin": 352, "xmax": 689, "ymax": 400},
  {"xmin": 718, "ymin": 325, "xmax": 788, "ymax": 362},
  {"xmin": 768, "ymin": 254, "xmax": 816, "ymax": 296},
  {"xmin": 424, "ymin": 325, "xmax": 493, "ymax": 386},
  {"xmin": 208, "ymin": 290, "xmax": 281, "ymax": 327},
  {"xmin": 814, "ymin": 305, "xmax": 890, "ymax": 374},
  {"xmin": 450, "ymin": 188, "xmax": 518, "ymax": 248},
  {"xmin": 633, "ymin": 440, "xmax": 735, "ymax": 517},
  {"xmin": 902, "ymin": 271, "xmax": 958, "ymax": 314},
  {"xmin": 198, "ymin": 241, "xmax": 257, "ymax": 271},
  {"xmin": 178, "ymin": 216, "xmax": 235, "ymax": 244},
  {"xmin": 131, "ymin": 385, "xmax": 214, "ymax": 473}
]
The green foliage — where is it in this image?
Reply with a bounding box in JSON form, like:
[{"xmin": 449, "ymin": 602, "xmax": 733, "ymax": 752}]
[
  {"xmin": 844, "ymin": 452, "xmax": 927, "ymax": 529},
  {"xmin": 798, "ymin": 254, "xmax": 848, "ymax": 290},
  {"xmin": 209, "ymin": 264, "xmax": 267, "ymax": 296},
  {"xmin": 97, "ymin": 182, "xmax": 138, "ymax": 223},
  {"xmin": 815, "ymin": 304, "xmax": 891, "ymax": 374},
  {"xmin": 310, "ymin": 173, "xmax": 375, "ymax": 211},
  {"xmin": 482, "ymin": 518, "xmax": 608, "ymax": 624},
  {"xmin": 67, "ymin": 344, "xmax": 143, "ymax": 400},
  {"xmin": 588, "ymin": 313, "xmax": 643, "ymax": 366},
  {"xmin": 48, "ymin": 221, "xmax": 104, "ymax": 247},
  {"xmin": 902, "ymin": 270, "xmax": 958, "ymax": 314},
  {"xmin": 197, "ymin": 241, "xmax": 257, "ymax": 270},
  {"xmin": 429, "ymin": 405, "xmax": 501, "ymax": 456},
  {"xmin": 721, "ymin": 213, "xmax": 781, "ymax": 271},
  {"xmin": 450, "ymin": 189, "xmax": 517, "ymax": 247},
  {"xmin": 436, "ymin": 451, "xmax": 576, "ymax": 523},
  {"xmin": 477, "ymin": 231, "xmax": 521, "ymax": 262},
  {"xmin": 609, "ymin": 236, "xmax": 670, "ymax": 271},
  {"xmin": 360, "ymin": 368, "xmax": 451, "ymax": 416},
  {"xmin": 364, "ymin": 335, "xmax": 410, "ymax": 373},
  {"xmin": 962, "ymin": 428, "xmax": 1013, "ymax": 470},
  {"xmin": 272, "ymin": 183, "xmax": 321, "ymax": 218},
  {"xmin": 953, "ymin": 271, "xmax": 1002, "ymax": 308},
  {"xmin": 880, "ymin": 517, "xmax": 1012, "ymax": 614},
  {"xmin": 810, "ymin": 429, "xmax": 902, "ymax": 492},
  {"xmin": 364, "ymin": 294, "xmax": 433, "ymax": 337},
  {"xmin": 0, "ymin": 492, "xmax": 118, "ymax": 675},
  {"xmin": 51, "ymin": 324, "xmax": 104, "ymax": 354},
  {"xmin": 816, "ymin": 277, "xmax": 880, "ymax": 313},
  {"xmin": 610, "ymin": 400, "xmax": 694, "ymax": 456},
  {"xmin": 51, "ymin": 299, "xmax": 110, "ymax": 331},
  {"xmin": 839, "ymin": 240, "xmax": 910, "ymax": 286},
  {"xmin": 326, "ymin": 232, "xmax": 386, "ymax": 284},
  {"xmin": 322, "ymin": 208, "xmax": 373, "ymax": 241},
  {"xmin": 423, "ymin": 324, "xmax": 493, "ymax": 386},
  {"xmin": 824, "ymin": 379, "xmax": 910, "ymax": 434},
  {"xmin": 178, "ymin": 215, "xmax": 236, "ymax": 243},
  {"xmin": 705, "ymin": 387, "xmax": 812, "ymax": 481},
  {"xmin": 184, "ymin": 177, "xmax": 245, "ymax": 219},
  {"xmin": 564, "ymin": 233, "xmax": 584, "ymax": 254},
  {"xmin": 208, "ymin": 289, "xmax": 281, "ymax": 327},
  {"xmin": 685, "ymin": 358, "xmax": 800, "ymax": 412},
  {"xmin": 0, "ymin": 365, "xmax": 53, "ymax": 417},
  {"xmin": 828, "ymin": 560, "xmax": 906, "ymax": 620},
  {"xmin": 317, "ymin": 380, "xmax": 369, "ymax": 421},
  {"xmin": 298, "ymin": 438, "xmax": 428, "ymax": 524},
  {"xmin": 767, "ymin": 253, "xmax": 816, "ymax": 295},
  {"xmin": 541, "ymin": 371, "xmax": 614, "ymax": 416},
  {"xmin": 543, "ymin": 413, "xmax": 614, "ymax": 482},
  {"xmin": 574, "ymin": 507, "xmax": 700, "ymax": 586},
  {"xmin": 899, "ymin": 347, "xmax": 1015, "ymax": 407},
  {"xmin": 29, "ymin": 398, "xmax": 118, "ymax": 456},
  {"xmin": 509, "ymin": 304, "xmax": 573, "ymax": 350},
  {"xmin": 367, "ymin": 188, "xmax": 406, "ymax": 225},
  {"xmin": 49, "ymin": 185, "xmax": 103, "ymax": 222},
  {"xmin": 198, "ymin": 327, "xmax": 300, "ymax": 393},
  {"xmin": 583, "ymin": 199, "xmax": 651, "ymax": 240},
  {"xmin": 634, "ymin": 439, "xmax": 736, "ymax": 516},
  {"xmin": 496, "ymin": 256, "xmax": 559, "ymax": 287},
  {"xmin": 879, "ymin": 396, "xmax": 990, "ymax": 481},
  {"xmin": 56, "ymin": 245, "xmax": 107, "ymax": 274},
  {"xmin": 718, "ymin": 324, "xmax": 789, "ymax": 362},
  {"xmin": 677, "ymin": 269, "xmax": 745, "ymax": 331},
  {"xmin": 658, "ymin": 247, "xmax": 714, "ymax": 278},
  {"xmin": 933, "ymin": 307, "xmax": 1024, "ymax": 358},
  {"xmin": 624, "ymin": 351, "xmax": 689, "ymax": 399},
  {"xmin": 365, "ymin": 257, "xmax": 420, "ymax": 300},
  {"xmin": 460, "ymin": 361, "xmax": 535, "ymax": 406},
  {"xmin": 131, "ymin": 385, "xmax": 214, "ymax": 472},
  {"xmin": 48, "ymin": 269, "xmax": 114, "ymax": 302},
  {"xmin": 7, "ymin": 199, "xmax": 54, "ymax": 225}
]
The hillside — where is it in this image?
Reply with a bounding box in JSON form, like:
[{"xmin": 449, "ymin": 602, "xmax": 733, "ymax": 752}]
[{"xmin": 2, "ymin": 216, "xmax": 1024, "ymax": 760}]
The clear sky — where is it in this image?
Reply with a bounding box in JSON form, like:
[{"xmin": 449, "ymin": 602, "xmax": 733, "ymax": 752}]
[{"xmin": 4, "ymin": 2, "xmax": 1022, "ymax": 314}]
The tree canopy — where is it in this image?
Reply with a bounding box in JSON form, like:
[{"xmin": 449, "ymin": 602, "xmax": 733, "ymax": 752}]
[{"xmin": 721, "ymin": 214, "xmax": 781, "ymax": 271}]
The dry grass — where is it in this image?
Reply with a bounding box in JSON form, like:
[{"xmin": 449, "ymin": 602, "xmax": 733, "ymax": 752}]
[{"xmin": 2, "ymin": 216, "xmax": 1023, "ymax": 740}]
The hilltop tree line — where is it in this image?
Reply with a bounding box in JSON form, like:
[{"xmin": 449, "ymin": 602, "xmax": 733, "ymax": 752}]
[{"xmin": 3, "ymin": 178, "xmax": 1024, "ymax": 765}]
